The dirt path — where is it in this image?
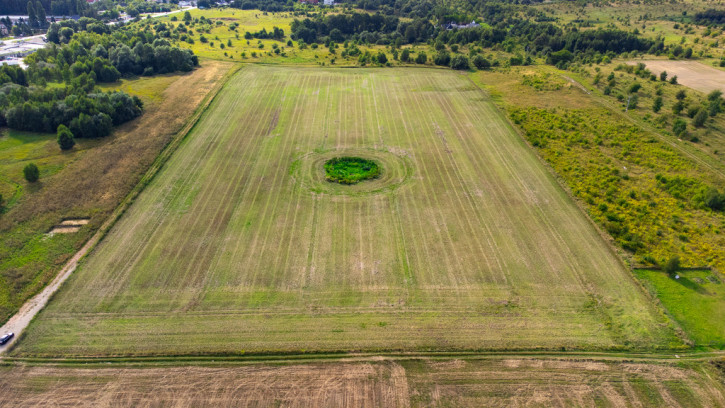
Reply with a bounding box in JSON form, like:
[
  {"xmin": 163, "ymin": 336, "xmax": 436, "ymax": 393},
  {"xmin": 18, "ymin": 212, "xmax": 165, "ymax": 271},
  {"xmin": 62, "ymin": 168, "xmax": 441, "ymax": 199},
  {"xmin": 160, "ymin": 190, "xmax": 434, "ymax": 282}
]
[
  {"xmin": 0, "ymin": 62, "xmax": 238, "ymax": 355},
  {"xmin": 0, "ymin": 236, "xmax": 95, "ymax": 353}
]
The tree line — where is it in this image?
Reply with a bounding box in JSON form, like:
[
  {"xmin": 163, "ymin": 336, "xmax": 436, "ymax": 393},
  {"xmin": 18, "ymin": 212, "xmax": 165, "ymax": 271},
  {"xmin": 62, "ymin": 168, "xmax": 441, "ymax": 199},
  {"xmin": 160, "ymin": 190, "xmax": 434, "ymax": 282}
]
[
  {"xmin": 1, "ymin": 0, "xmax": 91, "ymax": 18},
  {"xmin": 0, "ymin": 17, "xmax": 199, "ymax": 139},
  {"xmin": 290, "ymin": 8, "xmax": 654, "ymax": 67}
]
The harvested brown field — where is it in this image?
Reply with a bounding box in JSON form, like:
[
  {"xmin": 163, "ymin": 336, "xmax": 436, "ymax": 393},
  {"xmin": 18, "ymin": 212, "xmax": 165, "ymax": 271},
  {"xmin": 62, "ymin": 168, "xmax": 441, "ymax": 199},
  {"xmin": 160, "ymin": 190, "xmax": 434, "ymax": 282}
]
[
  {"xmin": 1, "ymin": 358, "xmax": 723, "ymax": 407},
  {"xmin": 628, "ymin": 60, "xmax": 725, "ymax": 94},
  {"xmin": 0, "ymin": 362, "xmax": 410, "ymax": 408},
  {"xmin": 404, "ymin": 358, "xmax": 725, "ymax": 407}
]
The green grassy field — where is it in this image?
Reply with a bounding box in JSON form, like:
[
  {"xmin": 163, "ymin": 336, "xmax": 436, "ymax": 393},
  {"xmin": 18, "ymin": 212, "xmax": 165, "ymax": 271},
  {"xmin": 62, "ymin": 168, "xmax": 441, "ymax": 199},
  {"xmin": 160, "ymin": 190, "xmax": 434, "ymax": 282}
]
[
  {"xmin": 12, "ymin": 66, "xmax": 681, "ymax": 357},
  {"xmin": 637, "ymin": 269, "xmax": 725, "ymax": 348}
]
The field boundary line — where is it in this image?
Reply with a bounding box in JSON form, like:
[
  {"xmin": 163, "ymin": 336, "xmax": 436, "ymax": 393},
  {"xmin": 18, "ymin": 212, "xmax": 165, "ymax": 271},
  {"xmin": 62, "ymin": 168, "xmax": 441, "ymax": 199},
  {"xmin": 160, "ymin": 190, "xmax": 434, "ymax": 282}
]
[
  {"xmin": 0, "ymin": 63, "xmax": 242, "ymax": 356},
  {"xmin": 3, "ymin": 349, "xmax": 723, "ymax": 367},
  {"xmin": 464, "ymin": 71, "xmax": 693, "ymax": 347}
]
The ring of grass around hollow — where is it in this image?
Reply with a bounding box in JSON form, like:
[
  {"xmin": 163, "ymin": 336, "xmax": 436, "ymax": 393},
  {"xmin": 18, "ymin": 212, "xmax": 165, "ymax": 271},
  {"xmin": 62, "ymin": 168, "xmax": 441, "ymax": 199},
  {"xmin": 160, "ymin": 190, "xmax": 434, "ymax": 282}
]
[
  {"xmin": 324, "ymin": 157, "xmax": 380, "ymax": 185},
  {"xmin": 291, "ymin": 147, "xmax": 413, "ymax": 197}
]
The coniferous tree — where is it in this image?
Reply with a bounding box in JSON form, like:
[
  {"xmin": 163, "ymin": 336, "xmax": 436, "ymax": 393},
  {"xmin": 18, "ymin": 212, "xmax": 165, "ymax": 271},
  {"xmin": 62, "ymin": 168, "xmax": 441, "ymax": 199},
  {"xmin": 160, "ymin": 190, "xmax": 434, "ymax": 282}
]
[
  {"xmin": 23, "ymin": 163, "xmax": 39, "ymax": 182},
  {"xmin": 57, "ymin": 124, "xmax": 75, "ymax": 150},
  {"xmin": 27, "ymin": 0, "xmax": 38, "ymax": 28}
]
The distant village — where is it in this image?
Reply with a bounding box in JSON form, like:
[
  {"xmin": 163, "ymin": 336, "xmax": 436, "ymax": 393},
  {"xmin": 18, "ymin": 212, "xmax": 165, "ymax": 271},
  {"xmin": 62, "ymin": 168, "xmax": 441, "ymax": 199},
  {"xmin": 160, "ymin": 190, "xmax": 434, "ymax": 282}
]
[{"xmin": 299, "ymin": 0, "xmax": 336, "ymax": 6}]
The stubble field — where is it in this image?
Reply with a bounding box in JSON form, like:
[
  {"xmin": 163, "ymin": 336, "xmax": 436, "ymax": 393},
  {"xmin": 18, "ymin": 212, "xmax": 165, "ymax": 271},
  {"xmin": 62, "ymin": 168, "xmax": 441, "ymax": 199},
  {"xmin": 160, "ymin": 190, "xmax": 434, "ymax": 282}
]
[
  {"xmin": 2, "ymin": 358, "xmax": 724, "ymax": 407},
  {"xmin": 12, "ymin": 66, "xmax": 680, "ymax": 357}
]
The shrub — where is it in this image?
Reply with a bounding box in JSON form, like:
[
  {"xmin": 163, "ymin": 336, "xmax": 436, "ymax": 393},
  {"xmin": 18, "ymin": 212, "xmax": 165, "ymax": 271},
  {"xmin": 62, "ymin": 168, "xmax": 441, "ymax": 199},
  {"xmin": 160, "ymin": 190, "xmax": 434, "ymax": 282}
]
[
  {"xmin": 376, "ymin": 51, "xmax": 387, "ymax": 64},
  {"xmin": 450, "ymin": 55, "xmax": 470, "ymax": 70},
  {"xmin": 400, "ymin": 49, "xmax": 410, "ymax": 62},
  {"xmin": 57, "ymin": 124, "xmax": 75, "ymax": 150},
  {"xmin": 686, "ymin": 105, "xmax": 701, "ymax": 118},
  {"xmin": 693, "ymin": 108, "xmax": 708, "ymax": 127},
  {"xmin": 472, "ymin": 55, "xmax": 490, "ymax": 70},
  {"xmin": 663, "ymin": 256, "xmax": 681, "ymax": 276},
  {"xmin": 704, "ymin": 188, "xmax": 725, "ymax": 211},
  {"xmin": 673, "ymin": 118, "xmax": 687, "ymax": 136},
  {"xmin": 415, "ymin": 52, "xmax": 427, "ymax": 64},
  {"xmin": 434, "ymin": 51, "xmax": 450, "ymax": 66},
  {"xmin": 652, "ymin": 96, "xmax": 663, "ymax": 113},
  {"xmin": 23, "ymin": 163, "xmax": 39, "ymax": 182}
]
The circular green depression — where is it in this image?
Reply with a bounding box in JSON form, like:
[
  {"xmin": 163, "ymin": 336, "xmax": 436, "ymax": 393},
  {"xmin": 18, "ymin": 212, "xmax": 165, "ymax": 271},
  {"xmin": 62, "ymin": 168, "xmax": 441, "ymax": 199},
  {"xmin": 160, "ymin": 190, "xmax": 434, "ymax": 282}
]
[
  {"xmin": 324, "ymin": 157, "xmax": 381, "ymax": 185},
  {"xmin": 290, "ymin": 148, "xmax": 413, "ymax": 197}
]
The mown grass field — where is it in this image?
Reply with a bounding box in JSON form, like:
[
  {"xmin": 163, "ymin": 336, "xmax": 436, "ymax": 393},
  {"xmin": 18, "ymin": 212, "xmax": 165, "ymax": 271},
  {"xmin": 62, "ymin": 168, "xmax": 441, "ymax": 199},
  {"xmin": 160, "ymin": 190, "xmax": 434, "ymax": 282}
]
[
  {"xmin": 2, "ymin": 358, "xmax": 724, "ymax": 407},
  {"xmin": 12, "ymin": 65, "xmax": 681, "ymax": 357}
]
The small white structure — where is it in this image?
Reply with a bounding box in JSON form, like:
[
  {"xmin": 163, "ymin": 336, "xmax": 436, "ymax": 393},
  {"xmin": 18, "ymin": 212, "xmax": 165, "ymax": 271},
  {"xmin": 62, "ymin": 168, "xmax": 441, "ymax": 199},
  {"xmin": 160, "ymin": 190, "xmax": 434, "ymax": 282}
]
[
  {"xmin": 323, "ymin": 0, "xmax": 334, "ymax": 5},
  {"xmin": 444, "ymin": 20, "xmax": 481, "ymax": 30}
]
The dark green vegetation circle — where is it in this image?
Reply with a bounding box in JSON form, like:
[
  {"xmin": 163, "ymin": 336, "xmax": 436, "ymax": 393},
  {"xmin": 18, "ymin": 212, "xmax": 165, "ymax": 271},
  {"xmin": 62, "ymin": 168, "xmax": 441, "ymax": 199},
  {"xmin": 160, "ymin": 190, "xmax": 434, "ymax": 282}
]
[{"xmin": 324, "ymin": 157, "xmax": 380, "ymax": 185}]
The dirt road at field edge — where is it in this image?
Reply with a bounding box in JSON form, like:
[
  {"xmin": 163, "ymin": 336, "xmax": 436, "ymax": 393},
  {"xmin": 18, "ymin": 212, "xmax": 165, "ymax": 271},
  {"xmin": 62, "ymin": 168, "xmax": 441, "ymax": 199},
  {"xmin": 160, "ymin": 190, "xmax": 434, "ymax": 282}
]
[{"xmin": 0, "ymin": 61, "xmax": 237, "ymax": 355}]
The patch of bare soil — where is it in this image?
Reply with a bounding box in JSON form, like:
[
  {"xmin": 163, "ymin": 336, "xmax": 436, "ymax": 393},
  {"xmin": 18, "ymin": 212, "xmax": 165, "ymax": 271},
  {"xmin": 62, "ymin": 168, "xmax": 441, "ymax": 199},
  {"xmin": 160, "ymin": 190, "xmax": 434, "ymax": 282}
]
[{"xmin": 629, "ymin": 60, "xmax": 725, "ymax": 94}]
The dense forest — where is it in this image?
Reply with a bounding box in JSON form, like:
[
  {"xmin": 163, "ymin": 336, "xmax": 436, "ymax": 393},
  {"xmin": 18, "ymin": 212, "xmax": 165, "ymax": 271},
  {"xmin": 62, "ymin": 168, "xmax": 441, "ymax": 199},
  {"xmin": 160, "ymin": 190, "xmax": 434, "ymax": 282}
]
[
  {"xmin": 0, "ymin": 17, "xmax": 198, "ymax": 137},
  {"xmin": 694, "ymin": 9, "xmax": 725, "ymax": 27},
  {"xmin": 1, "ymin": 0, "xmax": 93, "ymax": 17}
]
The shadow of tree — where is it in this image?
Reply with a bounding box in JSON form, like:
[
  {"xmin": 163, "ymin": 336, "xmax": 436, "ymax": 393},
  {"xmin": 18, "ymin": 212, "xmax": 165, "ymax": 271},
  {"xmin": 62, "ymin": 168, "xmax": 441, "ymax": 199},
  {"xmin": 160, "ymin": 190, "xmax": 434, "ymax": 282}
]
[{"xmin": 670, "ymin": 275, "xmax": 710, "ymax": 295}]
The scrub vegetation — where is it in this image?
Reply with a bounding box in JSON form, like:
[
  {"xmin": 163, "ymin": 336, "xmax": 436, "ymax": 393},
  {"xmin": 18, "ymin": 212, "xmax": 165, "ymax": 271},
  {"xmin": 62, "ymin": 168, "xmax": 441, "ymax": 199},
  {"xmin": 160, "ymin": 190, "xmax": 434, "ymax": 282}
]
[{"xmin": 324, "ymin": 156, "xmax": 380, "ymax": 184}]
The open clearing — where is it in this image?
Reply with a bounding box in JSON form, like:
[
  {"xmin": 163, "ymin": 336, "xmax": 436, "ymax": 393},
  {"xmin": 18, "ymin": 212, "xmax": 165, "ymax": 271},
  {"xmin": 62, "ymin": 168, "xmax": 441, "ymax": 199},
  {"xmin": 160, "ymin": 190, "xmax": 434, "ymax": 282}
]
[
  {"xmin": 13, "ymin": 66, "xmax": 679, "ymax": 357},
  {"xmin": 1, "ymin": 358, "xmax": 724, "ymax": 407},
  {"xmin": 629, "ymin": 60, "xmax": 725, "ymax": 95}
]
